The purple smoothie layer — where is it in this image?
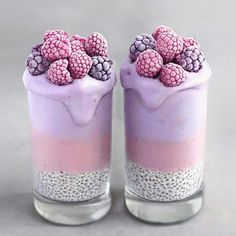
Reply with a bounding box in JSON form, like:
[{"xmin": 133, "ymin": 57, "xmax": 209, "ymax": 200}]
[
  {"xmin": 23, "ymin": 70, "xmax": 116, "ymax": 138},
  {"xmin": 121, "ymin": 59, "xmax": 211, "ymax": 142}
]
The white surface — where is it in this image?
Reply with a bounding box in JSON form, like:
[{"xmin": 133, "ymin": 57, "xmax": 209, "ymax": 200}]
[{"xmin": 0, "ymin": 0, "xmax": 235, "ymax": 235}]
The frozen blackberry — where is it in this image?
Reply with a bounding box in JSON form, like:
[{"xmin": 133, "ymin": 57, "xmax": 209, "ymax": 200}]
[
  {"xmin": 26, "ymin": 51, "xmax": 50, "ymax": 76},
  {"xmin": 176, "ymin": 46, "xmax": 205, "ymax": 72},
  {"xmin": 89, "ymin": 56, "xmax": 113, "ymax": 81},
  {"xmin": 129, "ymin": 34, "xmax": 156, "ymax": 62}
]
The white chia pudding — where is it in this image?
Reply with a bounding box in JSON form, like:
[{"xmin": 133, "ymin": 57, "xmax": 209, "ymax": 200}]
[
  {"xmin": 33, "ymin": 167, "xmax": 110, "ymax": 202},
  {"xmin": 126, "ymin": 160, "xmax": 203, "ymax": 202}
]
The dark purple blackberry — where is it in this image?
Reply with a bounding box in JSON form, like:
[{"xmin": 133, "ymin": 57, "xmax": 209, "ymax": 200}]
[
  {"xmin": 176, "ymin": 46, "xmax": 205, "ymax": 72},
  {"xmin": 31, "ymin": 43, "xmax": 43, "ymax": 53},
  {"xmin": 26, "ymin": 52, "xmax": 50, "ymax": 76},
  {"xmin": 89, "ymin": 56, "xmax": 113, "ymax": 81},
  {"xmin": 129, "ymin": 34, "xmax": 156, "ymax": 62}
]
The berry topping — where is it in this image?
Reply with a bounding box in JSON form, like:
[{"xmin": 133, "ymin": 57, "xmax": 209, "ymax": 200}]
[
  {"xmin": 156, "ymin": 31, "xmax": 183, "ymax": 62},
  {"xmin": 43, "ymin": 30, "xmax": 69, "ymax": 41},
  {"xmin": 26, "ymin": 52, "xmax": 50, "ymax": 76},
  {"xmin": 70, "ymin": 35, "xmax": 86, "ymax": 53},
  {"xmin": 68, "ymin": 52, "xmax": 92, "ymax": 79},
  {"xmin": 152, "ymin": 25, "xmax": 173, "ymax": 40},
  {"xmin": 129, "ymin": 34, "xmax": 156, "ymax": 62},
  {"xmin": 41, "ymin": 35, "xmax": 72, "ymax": 62},
  {"xmin": 85, "ymin": 32, "xmax": 108, "ymax": 57},
  {"xmin": 136, "ymin": 49, "xmax": 163, "ymax": 78},
  {"xmin": 47, "ymin": 59, "xmax": 72, "ymax": 85},
  {"xmin": 89, "ymin": 56, "xmax": 113, "ymax": 81},
  {"xmin": 160, "ymin": 63, "xmax": 185, "ymax": 87},
  {"xmin": 31, "ymin": 43, "xmax": 43, "ymax": 53},
  {"xmin": 183, "ymin": 37, "xmax": 200, "ymax": 49},
  {"xmin": 176, "ymin": 46, "xmax": 205, "ymax": 72}
]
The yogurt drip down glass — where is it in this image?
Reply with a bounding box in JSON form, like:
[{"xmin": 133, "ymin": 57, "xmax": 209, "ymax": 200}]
[
  {"xmin": 120, "ymin": 27, "xmax": 212, "ymax": 224},
  {"xmin": 23, "ymin": 30, "xmax": 115, "ymax": 225}
]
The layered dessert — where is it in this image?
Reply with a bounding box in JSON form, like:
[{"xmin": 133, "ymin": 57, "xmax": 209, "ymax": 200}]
[
  {"xmin": 121, "ymin": 26, "xmax": 211, "ymax": 201},
  {"xmin": 23, "ymin": 30, "xmax": 115, "ymax": 202}
]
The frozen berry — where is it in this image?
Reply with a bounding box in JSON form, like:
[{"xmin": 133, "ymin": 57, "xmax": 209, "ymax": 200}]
[
  {"xmin": 43, "ymin": 30, "xmax": 69, "ymax": 41},
  {"xmin": 85, "ymin": 32, "xmax": 108, "ymax": 57},
  {"xmin": 70, "ymin": 34, "xmax": 86, "ymax": 53},
  {"xmin": 68, "ymin": 52, "xmax": 92, "ymax": 79},
  {"xmin": 176, "ymin": 46, "xmax": 205, "ymax": 72},
  {"xmin": 26, "ymin": 52, "xmax": 50, "ymax": 76},
  {"xmin": 41, "ymin": 35, "xmax": 72, "ymax": 62},
  {"xmin": 160, "ymin": 63, "xmax": 185, "ymax": 87},
  {"xmin": 31, "ymin": 43, "xmax": 43, "ymax": 53},
  {"xmin": 152, "ymin": 25, "xmax": 173, "ymax": 40},
  {"xmin": 136, "ymin": 49, "xmax": 163, "ymax": 78},
  {"xmin": 129, "ymin": 34, "xmax": 156, "ymax": 62},
  {"xmin": 156, "ymin": 31, "xmax": 183, "ymax": 62},
  {"xmin": 47, "ymin": 59, "xmax": 72, "ymax": 85},
  {"xmin": 89, "ymin": 56, "xmax": 113, "ymax": 81}
]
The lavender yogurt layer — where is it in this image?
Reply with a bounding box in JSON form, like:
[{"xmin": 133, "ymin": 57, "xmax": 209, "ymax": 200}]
[{"xmin": 121, "ymin": 25, "xmax": 212, "ymax": 201}]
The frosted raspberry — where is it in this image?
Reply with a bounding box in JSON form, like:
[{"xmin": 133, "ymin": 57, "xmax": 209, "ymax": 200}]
[
  {"xmin": 70, "ymin": 34, "xmax": 86, "ymax": 53},
  {"xmin": 41, "ymin": 35, "xmax": 72, "ymax": 62},
  {"xmin": 47, "ymin": 59, "xmax": 72, "ymax": 85},
  {"xmin": 129, "ymin": 34, "xmax": 156, "ymax": 62},
  {"xmin": 152, "ymin": 25, "xmax": 173, "ymax": 40},
  {"xmin": 26, "ymin": 52, "xmax": 50, "ymax": 76},
  {"xmin": 85, "ymin": 32, "xmax": 108, "ymax": 57},
  {"xmin": 156, "ymin": 31, "xmax": 183, "ymax": 62},
  {"xmin": 89, "ymin": 56, "xmax": 113, "ymax": 81},
  {"xmin": 176, "ymin": 46, "xmax": 205, "ymax": 72},
  {"xmin": 43, "ymin": 30, "xmax": 69, "ymax": 41},
  {"xmin": 136, "ymin": 49, "xmax": 163, "ymax": 78},
  {"xmin": 31, "ymin": 43, "xmax": 43, "ymax": 53},
  {"xmin": 160, "ymin": 63, "xmax": 185, "ymax": 87},
  {"xmin": 68, "ymin": 52, "xmax": 92, "ymax": 79},
  {"xmin": 183, "ymin": 37, "xmax": 200, "ymax": 48}
]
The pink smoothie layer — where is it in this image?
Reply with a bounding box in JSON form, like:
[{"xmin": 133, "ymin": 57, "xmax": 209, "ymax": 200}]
[
  {"xmin": 32, "ymin": 128, "xmax": 111, "ymax": 173},
  {"xmin": 127, "ymin": 127, "xmax": 205, "ymax": 172},
  {"xmin": 120, "ymin": 59, "xmax": 211, "ymax": 172}
]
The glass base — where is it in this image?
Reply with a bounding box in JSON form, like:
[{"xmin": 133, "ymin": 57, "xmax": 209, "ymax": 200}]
[
  {"xmin": 124, "ymin": 187, "xmax": 203, "ymax": 224},
  {"xmin": 33, "ymin": 189, "xmax": 111, "ymax": 225}
]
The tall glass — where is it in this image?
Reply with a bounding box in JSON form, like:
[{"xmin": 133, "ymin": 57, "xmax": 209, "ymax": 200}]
[
  {"xmin": 121, "ymin": 60, "xmax": 211, "ymax": 223},
  {"xmin": 23, "ymin": 70, "xmax": 115, "ymax": 225}
]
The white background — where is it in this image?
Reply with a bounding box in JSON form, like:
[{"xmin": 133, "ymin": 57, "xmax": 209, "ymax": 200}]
[{"xmin": 0, "ymin": 0, "xmax": 235, "ymax": 235}]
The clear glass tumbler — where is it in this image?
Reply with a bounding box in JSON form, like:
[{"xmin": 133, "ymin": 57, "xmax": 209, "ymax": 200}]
[
  {"xmin": 23, "ymin": 70, "xmax": 115, "ymax": 225},
  {"xmin": 121, "ymin": 60, "xmax": 211, "ymax": 223}
]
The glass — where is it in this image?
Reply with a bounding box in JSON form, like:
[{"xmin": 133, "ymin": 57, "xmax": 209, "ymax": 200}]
[
  {"xmin": 121, "ymin": 61, "xmax": 211, "ymax": 223},
  {"xmin": 23, "ymin": 71, "xmax": 114, "ymax": 225}
]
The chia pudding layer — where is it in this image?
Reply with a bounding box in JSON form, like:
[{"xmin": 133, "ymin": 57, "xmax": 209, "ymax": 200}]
[{"xmin": 121, "ymin": 59, "xmax": 211, "ymax": 202}]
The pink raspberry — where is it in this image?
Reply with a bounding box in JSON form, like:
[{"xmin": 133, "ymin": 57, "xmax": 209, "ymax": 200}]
[
  {"xmin": 156, "ymin": 31, "xmax": 184, "ymax": 62},
  {"xmin": 47, "ymin": 59, "xmax": 73, "ymax": 85},
  {"xmin": 43, "ymin": 30, "xmax": 69, "ymax": 41},
  {"xmin": 68, "ymin": 52, "xmax": 92, "ymax": 79},
  {"xmin": 160, "ymin": 63, "xmax": 185, "ymax": 87},
  {"xmin": 152, "ymin": 25, "xmax": 173, "ymax": 40},
  {"xmin": 183, "ymin": 37, "xmax": 200, "ymax": 48},
  {"xmin": 136, "ymin": 49, "xmax": 163, "ymax": 78},
  {"xmin": 41, "ymin": 35, "xmax": 72, "ymax": 62},
  {"xmin": 70, "ymin": 34, "xmax": 86, "ymax": 53},
  {"xmin": 85, "ymin": 32, "xmax": 108, "ymax": 57}
]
